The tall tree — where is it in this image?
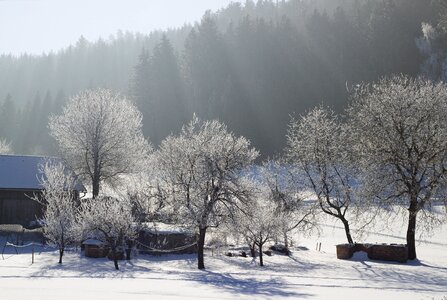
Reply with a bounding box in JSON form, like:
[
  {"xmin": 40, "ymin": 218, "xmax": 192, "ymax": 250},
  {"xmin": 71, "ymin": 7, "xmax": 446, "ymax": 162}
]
[
  {"xmin": 132, "ymin": 48, "xmax": 151, "ymax": 134},
  {"xmin": 149, "ymin": 36, "xmax": 186, "ymax": 143},
  {"xmin": 155, "ymin": 116, "xmax": 258, "ymax": 269},
  {"xmin": 0, "ymin": 94, "xmax": 17, "ymax": 144},
  {"xmin": 348, "ymin": 75, "xmax": 447, "ymax": 259},
  {"xmin": 184, "ymin": 16, "xmax": 230, "ymax": 119},
  {"xmin": 132, "ymin": 36, "xmax": 186, "ymax": 144},
  {"xmin": 285, "ymin": 107, "xmax": 360, "ymax": 244},
  {"xmin": 49, "ymin": 88, "xmax": 151, "ymax": 198}
]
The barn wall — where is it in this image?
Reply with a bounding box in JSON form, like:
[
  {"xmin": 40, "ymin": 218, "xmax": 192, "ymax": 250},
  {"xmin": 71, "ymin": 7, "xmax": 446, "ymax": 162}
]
[
  {"xmin": 137, "ymin": 231, "xmax": 198, "ymax": 255},
  {"xmin": 0, "ymin": 190, "xmax": 43, "ymax": 227}
]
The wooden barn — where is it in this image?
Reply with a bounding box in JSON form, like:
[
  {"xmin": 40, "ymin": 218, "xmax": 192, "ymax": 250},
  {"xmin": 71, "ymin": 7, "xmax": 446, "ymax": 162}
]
[{"xmin": 0, "ymin": 155, "xmax": 85, "ymax": 227}]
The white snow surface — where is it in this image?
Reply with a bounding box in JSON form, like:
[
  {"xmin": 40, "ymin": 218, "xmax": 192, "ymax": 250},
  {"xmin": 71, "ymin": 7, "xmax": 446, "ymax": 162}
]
[
  {"xmin": 1, "ymin": 217, "xmax": 446, "ymax": 299},
  {"xmin": 140, "ymin": 222, "xmax": 191, "ymax": 235}
]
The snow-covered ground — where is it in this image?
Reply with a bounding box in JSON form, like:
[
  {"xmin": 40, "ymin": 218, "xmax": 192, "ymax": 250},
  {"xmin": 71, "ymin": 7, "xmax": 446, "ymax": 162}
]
[{"xmin": 1, "ymin": 218, "xmax": 446, "ymax": 300}]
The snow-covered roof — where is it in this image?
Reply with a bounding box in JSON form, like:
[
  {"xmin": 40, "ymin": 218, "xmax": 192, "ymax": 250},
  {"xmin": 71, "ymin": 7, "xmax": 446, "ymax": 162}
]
[
  {"xmin": 141, "ymin": 222, "xmax": 192, "ymax": 235},
  {"xmin": 82, "ymin": 239, "xmax": 104, "ymax": 246},
  {"xmin": 0, "ymin": 155, "xmax": 85, "ymax": 191}
]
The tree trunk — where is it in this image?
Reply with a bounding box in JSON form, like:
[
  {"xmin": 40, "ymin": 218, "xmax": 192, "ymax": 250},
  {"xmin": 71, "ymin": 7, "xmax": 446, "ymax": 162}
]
[
  {"xmin": 58, "ymin": 248, "xmax": 64, "ymax": 264},
  {"xmin": 92, "ymin": 176, "xmax": 100, "ymax": 199},
  {"xmin": 197, "ymin": 227, "xmax": 207, "ymax": 270},
  {"xmin": 125, "ymin": 240, "xmax": 133, "ymax": 260},
  {"xmin": 114, "ymin": 258, "xmax": 119, "ymax": 270},
  {"xmin": 407, "ymin": 203, "xmax": 418, "ymax": 260},
  {"xmin": 258, "ymin": 243, "xmax": 264, "ymax": 266},
  {"xmin": 341, "ymin": 218, "xmax": 354, "ymax": 244},
  {"xmin": 92, "ymin": 144, "xmax": 100, "ymax": 199},
  {"xmin": 283, "ymin": 231, "xmax": 289, "ymax": 249},
  {"xmin": 249, "ymin": 242, "xmax": 256, "ymax": 258},
  {"xmin": 111, "ymin": 247, "xmax": 119, "ymax": 270}
]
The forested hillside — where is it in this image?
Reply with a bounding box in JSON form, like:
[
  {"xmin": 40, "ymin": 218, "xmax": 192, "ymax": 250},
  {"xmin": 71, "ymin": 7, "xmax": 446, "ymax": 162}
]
[{"xmin": 0, "ymin": 0, "xmax": 445, "ymax": 155}]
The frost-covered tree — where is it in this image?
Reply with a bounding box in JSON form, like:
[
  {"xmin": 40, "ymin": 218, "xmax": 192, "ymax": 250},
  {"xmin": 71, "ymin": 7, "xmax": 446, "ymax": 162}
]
[
  {"xmin": 0, "ymin": 139, "xmax": 12, "ymax": 154},
  {"xmin": 348, "ymin": 75, "xmax": 447, "ymax": 260},
  {"xmin": 229, "ymin": 171, "xmax": 316, "ymax": 266},
  {"xmin": 260, "ymin": 161, "xmax": 318, "ymax": 249},
  {"xmin": 233, "ymin": 193, "xmax": 281, "ymax": 267},
  {"xmin": 155, "ymin": 116, "xmax": 258, "ymax": 269},
  {"xmin": 35, "ymin": 161, "xmax": 80, "ymax": 264},
  {"xmin": 122, "ymin": 168, "xmax": 167, "ymax": 223},
  {"xmin": 49, "ymin": 88, "xmax": 151, "ymax": 198},
  {"xmin": 80, "ymin": 196, "xmax": 137, "ymax": 270},
  {"xmin": 285, "ymin": 107, "xmax": 360, "ymax": 244}
]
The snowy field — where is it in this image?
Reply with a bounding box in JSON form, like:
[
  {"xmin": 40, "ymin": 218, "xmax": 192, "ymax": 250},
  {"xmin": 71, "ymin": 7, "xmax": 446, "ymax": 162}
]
[{"xmin": 1, "ymin": 219, "xmax": 446, "ymax": 300}]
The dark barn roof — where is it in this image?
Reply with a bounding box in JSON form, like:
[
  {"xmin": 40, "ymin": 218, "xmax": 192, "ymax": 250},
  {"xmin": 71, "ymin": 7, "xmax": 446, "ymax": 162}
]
[{"xmin": 0, "ymin": 155, "xmax": 85, "ymax": 192}]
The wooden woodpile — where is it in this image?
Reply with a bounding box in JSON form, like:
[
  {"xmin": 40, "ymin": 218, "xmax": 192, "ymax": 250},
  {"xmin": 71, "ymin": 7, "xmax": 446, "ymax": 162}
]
[
  {"xmin": 336, "ymin": 243, "xmax": 408, "ymax": 263},
  {"xmin": 336, "ymin": 243, "xmax": 356, "ymax": 259},
  {"xmin": 368, "ymin": 244, "xmax": 408, "ymax": 263}
]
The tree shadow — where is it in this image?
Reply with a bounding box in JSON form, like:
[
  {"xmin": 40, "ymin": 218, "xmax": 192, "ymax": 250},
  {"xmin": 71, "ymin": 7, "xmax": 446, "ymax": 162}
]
[
  {"xmin": 25, "ymin": 253, "xmax": 311, "ymax": 297},
  {"xmin": 29, "ymin": 254, "xmax": 153, "ymax": 279},
  {"xmin": 138, "ymin": 253, "xmax": 196, "ymax": 264},
  {"xmin": 320, "ymin": 223, "xmax": 447, "ymax": 247},
  {"xmin": 348, "ymin": 254, "xmax": 447, "ymax": 293},
  {"xmin": 213, "ymin": 251, "xmax": 323, "ymax": 272},
  {"xmin": 184, "ymin": 269, "xmax": 311, "ymax": 298},
  {"xmin": 407, "ymin": 259, "xmax": 447, "ymax": 271},
  {"xmin": 350, "ymin": 251, "xmax": 447, "ymax": 269},
  {"xmin": 28, "ymin": 253, "xmax": 199, "ymax": 279}
]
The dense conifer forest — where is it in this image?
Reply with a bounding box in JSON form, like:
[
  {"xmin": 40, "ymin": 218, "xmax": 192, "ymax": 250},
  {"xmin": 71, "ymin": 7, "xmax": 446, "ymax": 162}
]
[{"xmin": 0, "ymin": 0, "xmax": 445, "ymax": 156}]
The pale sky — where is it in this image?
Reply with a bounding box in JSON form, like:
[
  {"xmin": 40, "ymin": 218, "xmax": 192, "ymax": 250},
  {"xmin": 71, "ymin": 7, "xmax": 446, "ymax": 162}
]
[{"xmin": 0, "ymin": 0, "xmax": 241, "ymax": 55}]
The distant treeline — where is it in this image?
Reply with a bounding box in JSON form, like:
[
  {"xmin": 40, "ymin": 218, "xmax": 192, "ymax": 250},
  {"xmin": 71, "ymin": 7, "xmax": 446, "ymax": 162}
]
[{"xmin": 0, "ymin": 0, "xmax": 445, "ymax": 156}]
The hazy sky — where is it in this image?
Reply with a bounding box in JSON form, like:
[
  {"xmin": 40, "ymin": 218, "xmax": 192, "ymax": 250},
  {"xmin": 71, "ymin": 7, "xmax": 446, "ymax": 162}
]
[{"xmin": 0, "ymin": 0, "xmax": 241, "ymax": 55}]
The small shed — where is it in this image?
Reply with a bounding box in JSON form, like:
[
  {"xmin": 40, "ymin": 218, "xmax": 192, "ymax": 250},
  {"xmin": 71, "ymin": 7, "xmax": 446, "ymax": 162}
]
[
  {"xmin": 138, "ymin": 222, "xmax": 197, "ymax": 255},
  {"xmin": 0, "ymin": 155, "xmax": 85, "ymax": 227},
  {"xmin": 83, "ymin": 239, "xmax": 109, "ymax": 258}
]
